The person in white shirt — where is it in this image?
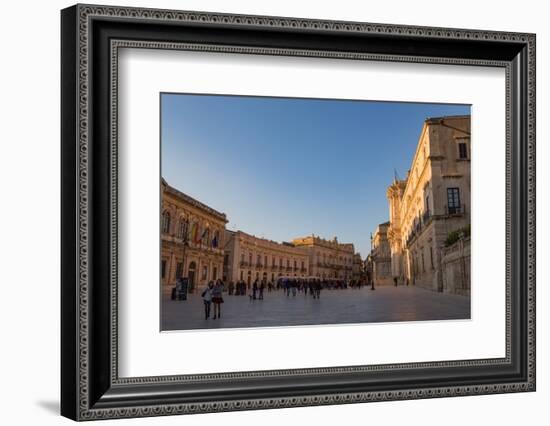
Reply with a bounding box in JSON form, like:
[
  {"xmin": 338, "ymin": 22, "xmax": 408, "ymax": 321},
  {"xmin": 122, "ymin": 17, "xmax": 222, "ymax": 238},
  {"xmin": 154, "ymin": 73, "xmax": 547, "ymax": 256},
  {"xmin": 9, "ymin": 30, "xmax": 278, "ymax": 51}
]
[{"xmin": 202, "ymin": 282, "xmax": 214, "ymax": 319}]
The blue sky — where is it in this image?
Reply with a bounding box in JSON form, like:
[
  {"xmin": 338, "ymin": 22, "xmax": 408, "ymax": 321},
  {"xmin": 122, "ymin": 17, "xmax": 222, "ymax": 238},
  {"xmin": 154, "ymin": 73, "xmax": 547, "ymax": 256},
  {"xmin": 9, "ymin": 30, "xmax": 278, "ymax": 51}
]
[{"xmin": 161, "ymin": 94, "xmax": 470, "ymax": 257}]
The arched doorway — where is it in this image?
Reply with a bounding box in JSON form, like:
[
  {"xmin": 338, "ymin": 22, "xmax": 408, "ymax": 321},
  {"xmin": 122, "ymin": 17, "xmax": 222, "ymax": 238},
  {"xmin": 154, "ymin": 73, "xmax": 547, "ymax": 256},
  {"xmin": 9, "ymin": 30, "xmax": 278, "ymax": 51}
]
[{"xmin": 188, "ymin": 261, "xmax": 197, "ymax": 292}]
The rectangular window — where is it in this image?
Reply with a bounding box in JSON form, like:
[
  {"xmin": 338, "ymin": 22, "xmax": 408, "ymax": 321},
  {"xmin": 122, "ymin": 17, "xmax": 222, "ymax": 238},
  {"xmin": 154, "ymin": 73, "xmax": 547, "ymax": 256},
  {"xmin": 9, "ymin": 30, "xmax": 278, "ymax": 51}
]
[
  {"xmin": 430, "ymin": 247, "xmax": 434, "ymax": 269},
  {"xmin": 447, "ymin": 187, "xmax": 461, "ymax": 214},
  {"xmin": 162, "ymin": 213, "xmax": 170, "ymax": 234},
  {"xmin": 161, "ymin": 260, "xmax": 166, "ymax": 279},
  {"xmin": 202, "ymin": 265, "xmax": 208, "ymax": 280},
  {"xmin": 213, "ymin": 267, "xmax": 217, "ymax": 280},
  {"xmin": 458, "ymin": 142, "xmax": 468, "ymax": 159}
]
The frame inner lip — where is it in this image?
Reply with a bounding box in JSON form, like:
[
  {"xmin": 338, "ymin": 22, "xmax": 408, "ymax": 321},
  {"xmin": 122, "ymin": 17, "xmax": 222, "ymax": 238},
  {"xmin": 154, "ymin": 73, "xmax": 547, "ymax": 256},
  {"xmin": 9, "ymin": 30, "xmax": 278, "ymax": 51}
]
[{"xmin": 109, "ymin": 39, "xmax": 512, "ymax": 384}]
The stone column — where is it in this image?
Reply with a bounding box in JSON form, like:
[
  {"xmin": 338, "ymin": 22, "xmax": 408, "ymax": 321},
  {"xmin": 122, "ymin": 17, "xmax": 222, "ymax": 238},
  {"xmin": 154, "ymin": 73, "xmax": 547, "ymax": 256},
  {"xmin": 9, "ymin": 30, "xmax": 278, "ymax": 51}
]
[{"xmin": 168, "ymin": 250, "xmax": 176, "ymax": 287}]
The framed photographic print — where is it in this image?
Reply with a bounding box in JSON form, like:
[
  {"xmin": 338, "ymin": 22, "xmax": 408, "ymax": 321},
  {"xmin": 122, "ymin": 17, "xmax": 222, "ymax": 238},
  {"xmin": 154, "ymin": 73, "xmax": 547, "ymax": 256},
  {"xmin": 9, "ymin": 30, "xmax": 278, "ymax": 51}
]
[{"xmin": 61, "ymin": 4, "xmax": 536, "ymax": 421}]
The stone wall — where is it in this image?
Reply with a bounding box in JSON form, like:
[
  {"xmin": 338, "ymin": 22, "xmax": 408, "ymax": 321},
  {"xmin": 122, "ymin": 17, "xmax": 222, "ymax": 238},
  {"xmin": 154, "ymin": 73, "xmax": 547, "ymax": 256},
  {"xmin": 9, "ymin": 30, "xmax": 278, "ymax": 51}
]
[{"xmin": 441, "ymin": 237, "xmax": 470, "ymax": 296}]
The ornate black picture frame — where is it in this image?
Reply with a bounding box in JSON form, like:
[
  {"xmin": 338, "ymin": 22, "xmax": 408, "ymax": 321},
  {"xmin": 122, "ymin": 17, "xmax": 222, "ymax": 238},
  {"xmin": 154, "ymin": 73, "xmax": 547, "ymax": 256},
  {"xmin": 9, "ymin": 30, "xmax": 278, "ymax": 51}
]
[{"xmin": 61, "ymin": 4, "xmax": 536, "ymax": 421}]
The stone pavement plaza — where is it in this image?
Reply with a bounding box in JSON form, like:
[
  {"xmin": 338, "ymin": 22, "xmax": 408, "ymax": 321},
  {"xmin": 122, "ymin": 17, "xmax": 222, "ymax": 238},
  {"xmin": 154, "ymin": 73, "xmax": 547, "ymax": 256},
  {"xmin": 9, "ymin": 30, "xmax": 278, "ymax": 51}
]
[{"xmin": 161, "ymin": 286, "xmax": 470, "ymax": 331}]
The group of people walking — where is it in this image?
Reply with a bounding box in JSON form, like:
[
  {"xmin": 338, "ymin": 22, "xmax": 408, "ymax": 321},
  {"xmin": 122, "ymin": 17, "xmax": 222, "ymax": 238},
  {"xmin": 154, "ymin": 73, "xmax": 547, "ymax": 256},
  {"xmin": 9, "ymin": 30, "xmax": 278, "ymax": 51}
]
[
  {"xmin": 278, "ymin": 278, "xmax": 366, "ymax": 295},
  {"xmin": 228, "ymin": 280, "xmax": 248, "ymax": 296},
  {"xmin": 227, "ymin": 279, "xmax": 272, "ymax": 300},
  {"xmin": 199, "ymin": 277, "xmax": 369, "ymax": 320},
  {"xmin": 201, "ymin": 279, "xmax": 224, "ymax": 320}
]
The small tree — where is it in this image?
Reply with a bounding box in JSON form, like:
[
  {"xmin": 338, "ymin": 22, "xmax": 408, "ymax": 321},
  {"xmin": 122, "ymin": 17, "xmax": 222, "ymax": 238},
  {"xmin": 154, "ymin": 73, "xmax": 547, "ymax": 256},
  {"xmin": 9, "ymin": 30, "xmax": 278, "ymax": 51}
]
[{"xmin": 445, "ymin": 224, "xmax": 471, "ymax": 247}]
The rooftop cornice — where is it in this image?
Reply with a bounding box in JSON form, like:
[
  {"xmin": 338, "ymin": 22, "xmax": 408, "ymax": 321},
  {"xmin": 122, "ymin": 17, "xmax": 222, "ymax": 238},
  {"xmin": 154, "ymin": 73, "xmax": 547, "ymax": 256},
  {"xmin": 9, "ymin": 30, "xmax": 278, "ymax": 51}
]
[{"xmin": 162, "ymin": 179, "xmax": 227, "ymax": 222}]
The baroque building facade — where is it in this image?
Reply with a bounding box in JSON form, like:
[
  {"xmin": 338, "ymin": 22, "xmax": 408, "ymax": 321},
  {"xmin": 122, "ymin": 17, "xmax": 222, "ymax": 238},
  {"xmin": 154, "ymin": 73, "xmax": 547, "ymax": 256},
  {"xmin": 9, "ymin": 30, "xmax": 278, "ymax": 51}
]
[
  {"xmin": 161, "ymin": 180, "xmax": 227, "ymax": 291},
  {"xmin": 292, "ymin": 235, "xmax": 355, "ymax": 280},
  {"xmin": 352, "ymin": 253, "xmax": 364, "ymax": 281},
  {"xmin": 224, "ymin": 230, "xmax": 309, "ymax": 285},
  {"xmin": 371, "ymin": 221, "xmax": 392, "ymax": 286},
  {"xmin": 386, "ymin": 115, "xmax": 471, "ymax": 292}
]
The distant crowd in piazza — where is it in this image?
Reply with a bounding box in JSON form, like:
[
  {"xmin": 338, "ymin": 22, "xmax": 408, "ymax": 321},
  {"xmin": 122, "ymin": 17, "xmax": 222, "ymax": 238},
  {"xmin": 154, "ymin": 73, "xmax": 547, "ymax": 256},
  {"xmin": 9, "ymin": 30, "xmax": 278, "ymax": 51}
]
[{"xmin": 161, "ymin": 114, "xmax": 471, "ymax": 297}]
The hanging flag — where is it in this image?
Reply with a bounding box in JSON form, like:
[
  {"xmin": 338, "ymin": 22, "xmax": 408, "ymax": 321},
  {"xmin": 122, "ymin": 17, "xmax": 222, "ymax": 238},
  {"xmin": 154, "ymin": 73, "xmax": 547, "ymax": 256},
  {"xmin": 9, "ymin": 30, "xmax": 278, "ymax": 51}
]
[{"xmin": 200, "ymin": 228, "xmax": 209, "ymax": 245}]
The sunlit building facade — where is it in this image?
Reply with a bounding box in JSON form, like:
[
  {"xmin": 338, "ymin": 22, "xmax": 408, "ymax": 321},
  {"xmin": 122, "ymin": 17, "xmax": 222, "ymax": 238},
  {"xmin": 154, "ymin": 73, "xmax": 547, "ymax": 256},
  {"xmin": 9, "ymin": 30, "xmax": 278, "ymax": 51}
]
[
  {"xmin": 161, "ymin": 180, "xmax": 227, "ymax": 291},
  {"xmin": 352, "ymin": 253, "xmax": 364, "ymax": 281},
  {"xmin": 386, "ymin": 115, "xmax": 471, "ymax": 291},
  {"xmin": 224, "ymin": 230, "xmax": 309, "ymax": 285},
  {"xmin": 371, "ymin": 221, "xmax": 392, "ymax": 286},
  {"xmin": 292, "ymin": 235, "xmax": 355, "ymax": 280}
]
